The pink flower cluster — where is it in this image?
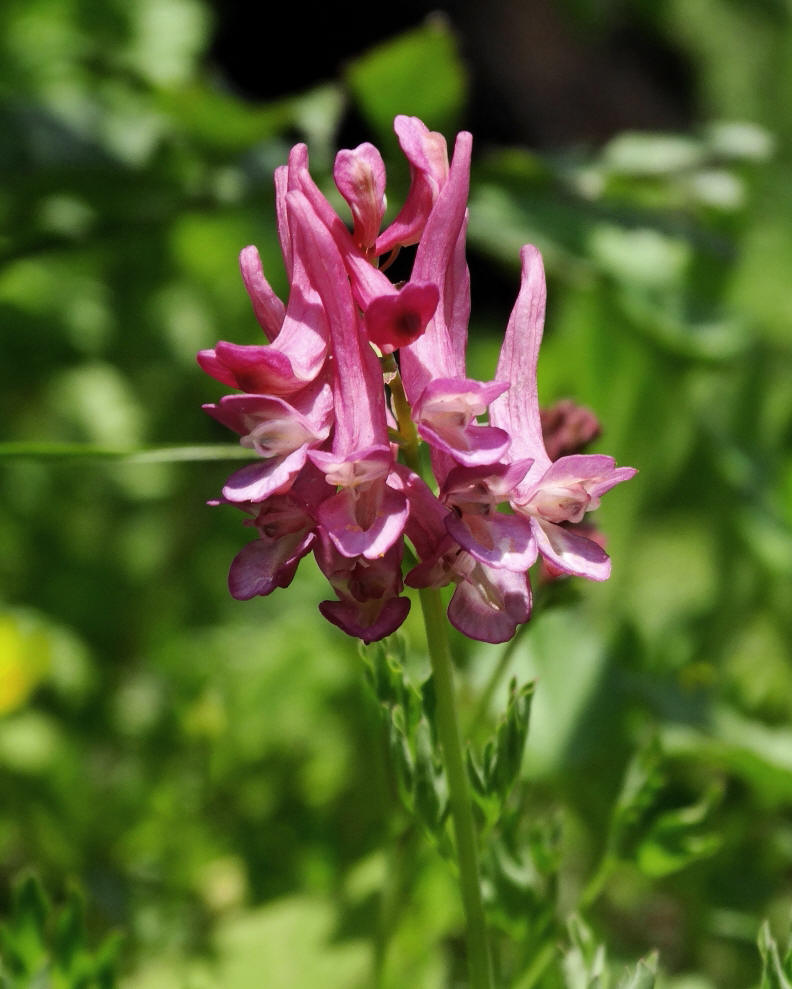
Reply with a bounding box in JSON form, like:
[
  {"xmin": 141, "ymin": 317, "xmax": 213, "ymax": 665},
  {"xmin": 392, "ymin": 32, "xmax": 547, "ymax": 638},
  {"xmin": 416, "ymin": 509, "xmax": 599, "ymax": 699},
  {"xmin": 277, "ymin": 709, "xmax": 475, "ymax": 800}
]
[{"xmin": 199, "ymin": 117, "xmax": 636, "ymax": 644}]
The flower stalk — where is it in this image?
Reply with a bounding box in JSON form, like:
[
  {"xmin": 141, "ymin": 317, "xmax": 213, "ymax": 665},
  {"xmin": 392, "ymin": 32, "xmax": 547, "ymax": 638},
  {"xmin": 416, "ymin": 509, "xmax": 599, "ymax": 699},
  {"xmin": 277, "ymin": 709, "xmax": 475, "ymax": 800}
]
[{"xmin": 418, "ymin": 584, "xmax": 494, "ymax": 989}]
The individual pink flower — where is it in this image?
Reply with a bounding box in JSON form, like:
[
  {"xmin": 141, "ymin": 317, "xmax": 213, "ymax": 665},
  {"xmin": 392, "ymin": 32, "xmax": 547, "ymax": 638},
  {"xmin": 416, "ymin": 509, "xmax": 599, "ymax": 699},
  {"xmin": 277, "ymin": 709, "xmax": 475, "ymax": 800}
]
[
  {"xmin": 286, "ymin": 189, "xmax": 409, "ymax": 561},
  {"xmin": 204, "ymin": 374, "xmax": 333, "ymax": 504},
  {"xmin": 398, "ymin": 131, "xmax": 511, "ymax": 475},
  {"xmin": 225, "ymin": 474, "xmax": 321, "ymax": 601},
  {"xmin": 315, "ymin": 534, "xmax": 410, "ymax": 644},
  {"xmin": 489, "ymin": 246, "xmax": 637, "ymax": 581},
  {"xmin": 197, "ymin": 213, "xmax": 330, "ymax": 396}
]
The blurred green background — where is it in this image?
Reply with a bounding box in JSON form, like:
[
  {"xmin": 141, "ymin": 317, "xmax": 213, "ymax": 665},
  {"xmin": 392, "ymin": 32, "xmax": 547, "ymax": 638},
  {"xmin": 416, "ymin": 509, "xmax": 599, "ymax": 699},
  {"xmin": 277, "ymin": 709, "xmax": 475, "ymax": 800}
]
[{"xmin": 1, "ymin": 0, "xmax": 791, "ymax": 986}]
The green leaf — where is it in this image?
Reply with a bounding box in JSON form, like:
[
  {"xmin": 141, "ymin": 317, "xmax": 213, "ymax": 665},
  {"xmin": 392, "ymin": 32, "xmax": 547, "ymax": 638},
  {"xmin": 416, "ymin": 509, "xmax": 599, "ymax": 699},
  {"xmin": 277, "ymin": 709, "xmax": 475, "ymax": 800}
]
[
  {"xmin": 608, "ymin": 738, "xmax": 665, "ymax": 857},
  {"xmin": 490, "ymin": 679, "xmax": 534, "ymax": 802},
  {"xmin": 345, "ymin": 20, "xmax": 467, "ymax": 142},
  {"xmin": 361, "ymin": 640, "xmax": 449, "ymax": 842},
  {"xmin": 615, "ymin": 952, "xmax": 659, "ymax": 989},
  {"xmin": 412, "ymin": 719, "xmax": 448, "ymax": 834},
  {"xmin": 0, "ymin": 875, "xmax": 121, "ymax": 986},
  {"xmin": 1, "ymin": 875, "xmax": 50, "ymax": 976},
  {"xmin": 635, "ymin": 782, "xmax": 723, "ymax": 878},
  {"xmin": 563, "ymin": 914, "xmax": 606, "ymax": 988},
  {"xmin": 758, "ymin": 919, "xmax": 792, "ymax": 989},
  {"xmin": 601, "ymin": 132, "xmax": 706, "ymax": 176},
  {"xmin": 52, "ymin": 887, "xmax": 84, "ymax": 975}
]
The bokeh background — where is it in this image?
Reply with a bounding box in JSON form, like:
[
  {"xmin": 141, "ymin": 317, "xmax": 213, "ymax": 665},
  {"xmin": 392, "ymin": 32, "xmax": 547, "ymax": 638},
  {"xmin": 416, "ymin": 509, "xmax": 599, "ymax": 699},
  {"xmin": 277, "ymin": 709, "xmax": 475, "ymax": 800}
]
[{"xmin": 2, "ymin": 0, "xmax": 792, "ymax": 985}]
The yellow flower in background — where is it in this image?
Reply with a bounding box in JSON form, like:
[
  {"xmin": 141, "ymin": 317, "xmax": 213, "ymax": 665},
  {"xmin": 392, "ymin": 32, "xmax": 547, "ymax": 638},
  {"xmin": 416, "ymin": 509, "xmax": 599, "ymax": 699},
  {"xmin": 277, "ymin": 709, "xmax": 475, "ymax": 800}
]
[{"xmin": 0, "ymin": 614, "xmax": 51, "ymax": 715}]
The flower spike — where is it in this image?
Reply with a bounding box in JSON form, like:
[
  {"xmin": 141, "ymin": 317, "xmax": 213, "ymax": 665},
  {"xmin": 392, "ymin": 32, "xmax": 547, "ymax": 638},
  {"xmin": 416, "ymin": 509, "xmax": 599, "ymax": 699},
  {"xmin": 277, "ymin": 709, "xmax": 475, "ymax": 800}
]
[{"xmin": 202, "ymin": 118, "xmax": 635, "ymax": 643}]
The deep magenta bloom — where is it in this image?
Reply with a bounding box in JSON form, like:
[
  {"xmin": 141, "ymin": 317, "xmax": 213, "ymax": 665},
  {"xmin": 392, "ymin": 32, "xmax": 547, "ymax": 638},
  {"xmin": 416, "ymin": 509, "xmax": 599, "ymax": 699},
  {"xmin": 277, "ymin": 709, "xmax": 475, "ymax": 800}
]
[{"xmin": 200, "ymin": 117, "xmax": 635, "ymax": 643}]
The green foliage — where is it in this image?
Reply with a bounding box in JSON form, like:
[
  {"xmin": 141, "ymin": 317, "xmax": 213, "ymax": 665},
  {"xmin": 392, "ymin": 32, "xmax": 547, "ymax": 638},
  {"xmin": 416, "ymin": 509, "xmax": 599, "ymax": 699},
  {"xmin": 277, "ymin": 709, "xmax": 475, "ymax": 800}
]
[
  {"xmin": 344, "ymin": 19, "xmax": 467, "ymax": 143},
  {"xmin": 758, "ymin": 919, "xmax": 792, "ymax": 989},
  {"xmin": 593, "ymin": 739, "xmax": 723, "ymax": 887},
  {"xmin": 362, "ymin": 637, "xmax": 450, "ymax": 844},
  {"xmin": 562, "ymin": 914, "xmax": 659, "ymax": 989},
  {"xmin": 0, "ymin": 875, "xmax": 120, "ymax": 988},
  {"xmin": 467, "ymin": 679, "xmax": 534, "ymax": 828}
]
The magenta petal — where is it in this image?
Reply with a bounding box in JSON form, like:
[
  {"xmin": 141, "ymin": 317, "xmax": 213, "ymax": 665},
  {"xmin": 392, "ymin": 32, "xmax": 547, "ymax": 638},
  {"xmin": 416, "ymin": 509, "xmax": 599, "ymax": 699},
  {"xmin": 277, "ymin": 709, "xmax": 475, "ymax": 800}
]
[
  {"xmin": 399, "ymin": 133, "xmax": 473, "ymax": 400},
  {"xmin": 375, "ymin": 116, "xmax": 449, "ymax": 254},
  {"xmin": 518, "ymin": 455, "xmax": 637, "ymax": 523},
  {"xmin": 222, "ymin": 449, "xmax": 309, "ymax": 503},
  {"xmin": 287, "ymin": 190, "xmax": 390, "ymax": 455},
  {"xmin": 539, "ymin": 455, "xmax": 637, "ymax": 500},
  {"xmin": 210, "ymin": 342, "xmax": 297, "ymax": 395},
  {"xmin": 388, "ymin": 464, "xmax": 452, "ymax": 562},
  {"xmin": 412, "ymin": 376, "xmax": 510, "ymax": 468},
  {"xmin": 239, "ymin": 245, "xmax": 286, "ymax": 342},
  {"xmin": 203, "ymin": 397, "xmax": 325, "ymax": 452},
  {"xmin": 364, "ymin": 282, "xmax": 439, "ymax": 354},
  {"xmin": 308, "ymin": 444, "xmax": 391, "ymax": 489},
  {"xmin": 445, "ymin": 512, "xmax": 538, "ymax": 572},
  {"xmin": 538, "ymin": 454, "xmax": 617, "ymax": 484},
  {"xmin": 490, "ymin": 244, "xmax": 551, "ymax": 484},
  {"xmin": 448, "ymin": 564, "xmax": 532, "ymax": 643},
  {"xmin": 334, "ymin": 143, "xmax": 387, "ymax": 250},
  {"xmin": 443, "ymin": 459, "xmax": 535, "ymax": 505},
  {"xmin": 533, "ymin": 519, "xmax": 612, "ymax": 581},
  {"xmin": 318, "ymin": 486, "xmax": 409, "ymax": 560},
  {"xmin": 319, "ymin": 596, "xmax": 410, "ymax": 644},
  {"xmin": 228, "ymin": 534, "xmax": 312, "ymax": 599},
  {"xmin": 274, "ymin": 164, "xmax": 292, "ymax": 279},
  {"xmin": 413, "ymin": 376, "xmax": 508, "ymax": 419},
  {"xmin": 418, "ymin": 421, "xmax": 511, "ymax": 468},
  {"xmin": 203, "ymin": 381, "xmax": 332, "ymax": 454},
  {"xmin": 196, "ymin": 348, "xmax": 241, "ymax": 389},
  {"xmin": 286, "ymin": 142, "xmax": 396, "ymax": 315}
]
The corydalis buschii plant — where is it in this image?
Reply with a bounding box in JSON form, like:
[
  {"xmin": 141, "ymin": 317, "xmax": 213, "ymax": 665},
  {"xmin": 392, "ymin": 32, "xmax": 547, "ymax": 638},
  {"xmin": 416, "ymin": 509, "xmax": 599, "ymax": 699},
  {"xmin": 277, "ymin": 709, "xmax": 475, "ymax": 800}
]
[{"xmin": 199, "ymin": 116, "xmax": 636, "ymax": 644}]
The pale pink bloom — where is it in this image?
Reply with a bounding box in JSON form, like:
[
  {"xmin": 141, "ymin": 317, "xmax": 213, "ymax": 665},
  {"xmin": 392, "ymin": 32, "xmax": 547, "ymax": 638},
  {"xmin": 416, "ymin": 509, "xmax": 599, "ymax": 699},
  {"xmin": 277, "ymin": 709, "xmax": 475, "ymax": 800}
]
[{"xmin": 490, "ymin": 246, "xmax": 637, "ymax": 581}]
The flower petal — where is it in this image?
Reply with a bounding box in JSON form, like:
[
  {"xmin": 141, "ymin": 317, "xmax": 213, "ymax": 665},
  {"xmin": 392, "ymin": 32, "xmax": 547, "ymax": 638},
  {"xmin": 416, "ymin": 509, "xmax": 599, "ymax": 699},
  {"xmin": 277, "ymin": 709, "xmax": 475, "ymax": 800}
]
[
  {"xmin": 445, "ymin": 512, "xmax": 538, "ymax": 571},
  {"xmin": 447, "ymin": 562, "xmax": 532, "ymax": 643},
  {"xmin": 318, "ymin": 486, "xmax": 409, "ymax": 560},
  {"xmin": 221, "ymin": 448, "xmax": 310, "ymax": 503},
  {"xmin": 533, "ymin": 518, "xmax": 612, "ymax": 581},
  {"xmin": 319, "ymin": 596, "xmax": 410, "ymax": 644},
  {"xmin": 375, "ymin": 116, "xmax": 449, "ymax": 254},
  {"xmin": 239, "ymin": 245, "xmax": 286, "ymax": 342},
  {"xmin": 364, "ymin": 281, "xmax": 439, "ymax": 354},
  {"xmin": 228, "ymin": 532, "xmax": 313, "ymax": 599},
  {"xmin": 490, "ymin": 244, "xmax": 551, "ymax": 483},
  {"xmin": 399, "ymin": 131, "xmax": 473, "ymax": 399},
  {"xmin": 334, "ymin": 142, "xmax": 387, "ymax": 250}
]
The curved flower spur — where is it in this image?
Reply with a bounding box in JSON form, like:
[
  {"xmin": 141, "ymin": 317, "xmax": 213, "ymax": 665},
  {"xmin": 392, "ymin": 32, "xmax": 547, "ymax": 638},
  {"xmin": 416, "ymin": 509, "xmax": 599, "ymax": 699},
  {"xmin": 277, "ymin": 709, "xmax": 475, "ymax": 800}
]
[{"xmin": 199, "ymin": 116, "xmax": 636, "ymax": 644}]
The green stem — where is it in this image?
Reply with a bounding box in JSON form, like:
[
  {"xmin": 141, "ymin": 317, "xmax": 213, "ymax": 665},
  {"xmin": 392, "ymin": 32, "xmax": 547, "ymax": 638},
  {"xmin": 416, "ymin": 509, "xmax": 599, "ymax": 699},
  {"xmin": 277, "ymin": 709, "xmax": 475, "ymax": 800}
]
[
  {"xmin": 418, "ymin": 585, "xmax": 494, "ymax": 989},
  {"xmin": 0, "ymin": 442, "xmax": 252, "ymax": 462},
  {"xmin": 514, "ymin": 940, "xmax": 556, "ymax": 989},
  {"xmin": 580, "ymin": 851, "xmax": 616, "ymax": 911}
]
